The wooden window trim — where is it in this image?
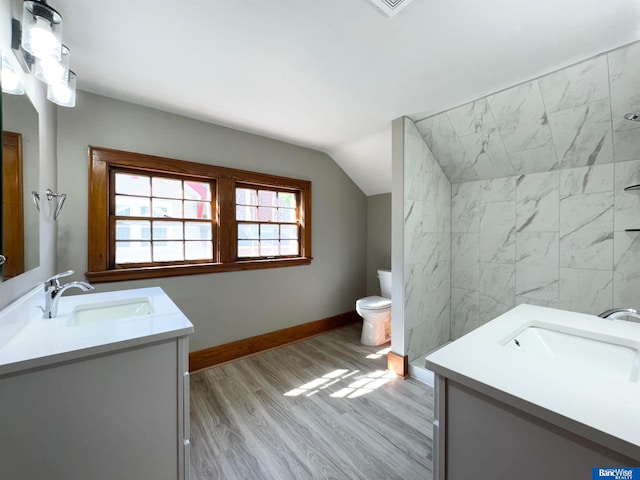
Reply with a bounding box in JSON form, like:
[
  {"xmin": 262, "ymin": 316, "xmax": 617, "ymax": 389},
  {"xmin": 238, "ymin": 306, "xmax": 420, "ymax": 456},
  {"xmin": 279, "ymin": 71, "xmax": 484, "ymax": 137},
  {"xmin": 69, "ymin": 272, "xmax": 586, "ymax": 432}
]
[{"xmin": 87, "ymin": 146, "xmax": 312, "ymax": 283}]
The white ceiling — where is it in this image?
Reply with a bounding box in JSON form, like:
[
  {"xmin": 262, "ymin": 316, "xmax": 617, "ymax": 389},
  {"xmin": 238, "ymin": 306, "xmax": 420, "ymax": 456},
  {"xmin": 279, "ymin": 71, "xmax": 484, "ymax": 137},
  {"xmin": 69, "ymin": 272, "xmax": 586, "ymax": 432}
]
[{"xmin": 52, "ymin": 0, "xmax": 640, "ymax": 195}]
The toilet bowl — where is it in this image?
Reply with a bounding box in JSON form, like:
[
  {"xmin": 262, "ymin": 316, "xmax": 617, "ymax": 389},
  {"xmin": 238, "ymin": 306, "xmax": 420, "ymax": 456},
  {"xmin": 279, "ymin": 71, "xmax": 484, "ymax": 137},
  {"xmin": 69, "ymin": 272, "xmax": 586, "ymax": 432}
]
[{"xmin": 356, "ymin": 269, "xmax": 392, "ymax": 346}]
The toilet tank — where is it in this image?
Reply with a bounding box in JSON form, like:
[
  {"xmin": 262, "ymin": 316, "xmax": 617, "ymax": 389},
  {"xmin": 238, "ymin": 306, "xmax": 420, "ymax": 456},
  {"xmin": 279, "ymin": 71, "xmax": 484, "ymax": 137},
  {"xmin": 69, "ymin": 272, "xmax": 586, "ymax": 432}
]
[{"xmin": 377, "ymin": 269, "xmax": 392, "ymax": 299}]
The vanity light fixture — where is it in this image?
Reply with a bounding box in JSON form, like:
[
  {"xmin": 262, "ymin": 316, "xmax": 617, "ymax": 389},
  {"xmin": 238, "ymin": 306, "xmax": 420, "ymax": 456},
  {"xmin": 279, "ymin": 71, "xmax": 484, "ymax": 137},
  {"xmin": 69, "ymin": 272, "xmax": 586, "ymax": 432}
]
[
  {"xmin": 1, "ymin": 50, "xmax": 25, "ymax": 95},
  {"xmin": 9, "ymin": 1, "xmax": 77, "ymax": 107},
  {"xmin": 21, "ymin": 0, "xmax": 63, "ymax": 61},
  {"xmin": 47, "ymin": 69, "xmax": 76, "ymax": 107},
  {"xmin": 35, "ymin": 43, "xmax": 69, "ymax": 85}
]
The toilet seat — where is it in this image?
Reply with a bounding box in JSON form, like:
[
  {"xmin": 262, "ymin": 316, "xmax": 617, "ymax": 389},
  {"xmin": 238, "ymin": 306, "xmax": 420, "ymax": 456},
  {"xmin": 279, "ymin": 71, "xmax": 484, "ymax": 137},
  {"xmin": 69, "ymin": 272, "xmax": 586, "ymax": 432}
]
[{"xmin": 356, "ymin": 296, "xmax": 391, "ymax": 311}]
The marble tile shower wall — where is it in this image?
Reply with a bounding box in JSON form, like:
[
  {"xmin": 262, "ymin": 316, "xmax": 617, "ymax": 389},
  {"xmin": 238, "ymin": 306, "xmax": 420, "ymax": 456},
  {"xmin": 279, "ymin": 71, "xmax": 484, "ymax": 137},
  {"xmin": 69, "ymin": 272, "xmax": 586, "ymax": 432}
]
[
  {"xmin": 416, "ymin": 41, "xmax": 640, "ymax": 340},
  {"xmin": 403, "ymin": 119, "xmax": 451, "ymax": 361}
]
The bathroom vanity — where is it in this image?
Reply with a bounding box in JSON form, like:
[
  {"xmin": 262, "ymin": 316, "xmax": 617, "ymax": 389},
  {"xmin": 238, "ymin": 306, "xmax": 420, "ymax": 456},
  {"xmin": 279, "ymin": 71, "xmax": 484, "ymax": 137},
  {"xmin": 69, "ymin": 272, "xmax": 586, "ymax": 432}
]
[
  {"xmin": 426, "ymin": 304, "xmax": 640, "ymax": 480},
  {"xmin": 0, "ymin": 286, "xmax": 193, "ymax": 480}
]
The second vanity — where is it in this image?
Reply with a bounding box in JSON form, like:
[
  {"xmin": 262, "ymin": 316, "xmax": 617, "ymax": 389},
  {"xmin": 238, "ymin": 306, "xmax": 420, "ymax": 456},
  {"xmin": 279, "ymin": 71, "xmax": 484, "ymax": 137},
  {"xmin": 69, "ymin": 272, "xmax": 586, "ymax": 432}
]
[
  {"xmin": 426, "ymin": 304, "xmax": 640, "ymax": 480},
  {"xmin": 0, "ymin": 286, "xmax": 194, "ymax": 480}
]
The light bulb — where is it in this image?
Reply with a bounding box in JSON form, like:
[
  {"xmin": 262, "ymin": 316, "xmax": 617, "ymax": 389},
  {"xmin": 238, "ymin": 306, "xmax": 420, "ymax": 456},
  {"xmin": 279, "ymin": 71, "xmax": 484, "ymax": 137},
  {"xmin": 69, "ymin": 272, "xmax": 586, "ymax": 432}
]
[
  {"xmin": 1, "ymin": 52, "xmax": 25, "ymax": 95},
  {"xmin": 47, "ymin": 70, "xmax": 76, "ymax": 107},
  {"xmin": 35, "ymin": 45, "xmax": 70, "ymax": 85},
  {"xmin": 22, "ymin": 1, "xmax": 63, "ymax": 60}
]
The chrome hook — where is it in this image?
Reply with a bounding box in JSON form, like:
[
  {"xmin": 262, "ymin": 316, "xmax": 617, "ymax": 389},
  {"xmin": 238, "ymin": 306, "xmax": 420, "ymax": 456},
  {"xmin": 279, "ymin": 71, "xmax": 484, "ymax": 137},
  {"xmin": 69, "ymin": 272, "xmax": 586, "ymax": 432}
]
[
  {"xmin": 31, "ymin": 189, "xmax": 68, "ymax": 220},
  {"xmin": 46, "ymin": 189, "xmax": 68, "ymax": 220},
  {"xmin": 31, "ymin": 191, "xmax": 40, "ymax": 211}
]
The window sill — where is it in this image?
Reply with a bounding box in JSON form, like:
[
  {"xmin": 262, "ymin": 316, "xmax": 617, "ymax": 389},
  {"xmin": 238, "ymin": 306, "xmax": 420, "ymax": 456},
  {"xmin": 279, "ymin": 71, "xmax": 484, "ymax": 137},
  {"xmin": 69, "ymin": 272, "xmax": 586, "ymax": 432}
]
[{"xmin": 85, "ymin": 257, "xmax": 313, "ymax": 283}]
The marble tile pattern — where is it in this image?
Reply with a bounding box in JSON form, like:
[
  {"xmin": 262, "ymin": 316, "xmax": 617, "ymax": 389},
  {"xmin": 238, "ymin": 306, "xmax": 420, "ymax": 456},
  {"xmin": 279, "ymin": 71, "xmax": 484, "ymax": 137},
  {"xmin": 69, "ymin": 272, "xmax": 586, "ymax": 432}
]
[
  {"xmin": 608, "ymin": 42, "xmax": 640, "ymax": 134},
  {"xmin": 516, "ymin": 231, "xmax": 560, "ymax": 305},
  {"xmin": 413, "ymin": 42, "xmax": 640, "ymax": 181},
  {"xmin": 403, "ymin": 118, "xmax": 451, "ymax": 361},
  {"xmin": 538, "ymin": 55, "xmax": 609, "ymax": 113},
  {"xmin": 447, "ymin": 162, "xmax": 640, "ymax": 340},
  {"xmin": 488, "ymin": 81, "xmax": 554, "ymax": 154},
  {"xmin": 415, "ymin": 114, "xmax": 479, "ymax": 183},
  {"xmin": 404, "ymin": 42, "xmax": 640, "ymax": 348},
  {"xmin": 515, "ymin": 171, "xmax": 559, "ymax": 233},
  {"xmin": 547, "ymin": 98, "xmax": 613, "ymax": 169}
]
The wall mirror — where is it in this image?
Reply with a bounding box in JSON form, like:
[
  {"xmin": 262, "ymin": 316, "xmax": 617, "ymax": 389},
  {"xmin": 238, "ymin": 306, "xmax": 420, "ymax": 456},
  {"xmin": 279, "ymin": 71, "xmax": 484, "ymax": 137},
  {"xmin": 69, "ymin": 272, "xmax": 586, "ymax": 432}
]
[{"xmin": 2, "ymin": 91, "xmax": 40, "ymax": 280}]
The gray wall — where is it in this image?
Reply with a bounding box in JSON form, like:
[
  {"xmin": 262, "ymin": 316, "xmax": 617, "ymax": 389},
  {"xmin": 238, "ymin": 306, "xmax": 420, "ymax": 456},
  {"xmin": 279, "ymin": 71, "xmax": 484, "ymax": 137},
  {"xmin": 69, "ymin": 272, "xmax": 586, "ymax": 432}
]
[
  {"xmin": 366, "ymin": 193, "xmax": 391, "ymax": 296},
  {"xmin": 56, "ymin": 91, "xmax": 367, "ymax": 352}
]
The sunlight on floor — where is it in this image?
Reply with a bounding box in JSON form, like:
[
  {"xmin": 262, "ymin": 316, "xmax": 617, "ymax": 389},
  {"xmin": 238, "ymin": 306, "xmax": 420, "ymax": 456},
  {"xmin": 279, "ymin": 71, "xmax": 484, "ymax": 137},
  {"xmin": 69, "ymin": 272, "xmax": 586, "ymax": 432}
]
[
  {"xmin": 366, "ymin": 346, "xmax": 391, "ymax": 359},
  {"xmin": 284, "ymin": 367, "xmax": 396, "ymax": 399}
]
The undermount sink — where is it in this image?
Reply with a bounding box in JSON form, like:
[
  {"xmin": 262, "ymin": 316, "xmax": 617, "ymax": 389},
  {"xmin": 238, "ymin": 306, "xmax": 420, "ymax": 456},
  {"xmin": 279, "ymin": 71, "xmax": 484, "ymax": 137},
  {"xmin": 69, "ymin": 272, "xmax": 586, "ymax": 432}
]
[
  {"xmin": 503, "ymin": 324, "xmax": 640, "ymax": 383},
  {"xmin": 72, "ymin": 297, "xmax": 153, "ymax": 325}
]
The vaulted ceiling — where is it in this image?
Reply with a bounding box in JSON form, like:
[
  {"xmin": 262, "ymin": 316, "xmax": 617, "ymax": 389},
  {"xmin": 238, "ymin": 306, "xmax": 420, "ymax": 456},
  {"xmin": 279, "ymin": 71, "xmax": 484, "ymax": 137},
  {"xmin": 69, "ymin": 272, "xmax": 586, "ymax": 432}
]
[{"xmin": 48, "ymin": 0, "xmax": 640, "ymax": 194}]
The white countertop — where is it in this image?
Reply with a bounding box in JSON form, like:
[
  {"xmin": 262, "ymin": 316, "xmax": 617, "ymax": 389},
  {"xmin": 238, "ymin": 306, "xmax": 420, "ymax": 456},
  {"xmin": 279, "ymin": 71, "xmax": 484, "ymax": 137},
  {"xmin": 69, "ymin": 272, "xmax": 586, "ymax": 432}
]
[
  {"xmin": 425, "ymin": 304, "xmax": 640, "ymax": 460},
  {"xmin": 0, "ymin": 286, "xmax": 193, "ymax": 376}
]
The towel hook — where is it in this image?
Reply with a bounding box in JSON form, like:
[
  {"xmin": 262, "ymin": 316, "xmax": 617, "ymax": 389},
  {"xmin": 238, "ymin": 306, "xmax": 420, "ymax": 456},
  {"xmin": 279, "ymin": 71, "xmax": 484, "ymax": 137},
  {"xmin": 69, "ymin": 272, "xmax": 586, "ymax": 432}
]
[{"xmin": 31, "ymin": 189, "xmax": 68, "ymax": 220}]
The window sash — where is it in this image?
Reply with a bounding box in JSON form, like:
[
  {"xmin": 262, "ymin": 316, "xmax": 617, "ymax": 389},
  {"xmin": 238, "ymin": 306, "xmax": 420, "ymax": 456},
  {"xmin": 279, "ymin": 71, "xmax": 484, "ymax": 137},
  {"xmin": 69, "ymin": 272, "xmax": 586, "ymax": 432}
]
[
  {"xmin": 109, "ymin": 167, "xmax": 217, "ymax": 269},
  {"xmin": 234, "ymin": 184, "xmax": 301, "ymax": 260}
]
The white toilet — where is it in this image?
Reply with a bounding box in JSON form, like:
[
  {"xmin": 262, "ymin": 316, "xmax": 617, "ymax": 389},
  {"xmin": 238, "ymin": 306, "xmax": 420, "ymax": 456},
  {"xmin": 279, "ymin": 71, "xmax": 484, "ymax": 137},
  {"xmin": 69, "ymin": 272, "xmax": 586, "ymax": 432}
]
[{"xmin": 356, "ymin": 269, "xmax": 392, "ymax": 346}]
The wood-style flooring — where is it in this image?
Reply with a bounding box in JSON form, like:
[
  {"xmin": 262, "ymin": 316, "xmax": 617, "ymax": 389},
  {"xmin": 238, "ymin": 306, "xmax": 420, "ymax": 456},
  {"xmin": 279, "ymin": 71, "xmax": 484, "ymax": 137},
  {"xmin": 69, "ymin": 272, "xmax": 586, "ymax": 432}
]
[{"xmin": 189, "ymin": 324, "xmax": 434, "ymax": 479}]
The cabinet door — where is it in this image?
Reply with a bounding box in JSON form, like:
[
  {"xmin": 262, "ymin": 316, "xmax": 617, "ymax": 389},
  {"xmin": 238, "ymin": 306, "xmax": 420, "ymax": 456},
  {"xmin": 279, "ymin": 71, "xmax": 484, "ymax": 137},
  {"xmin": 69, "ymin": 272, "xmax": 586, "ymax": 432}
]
[
  {"xmin": 0, "ymin": 341, "xmax": 179, "ymax": 480},
  {"xmin": 433, "ymin": 374, "xmax": 446, "ymax": 480},
  {"xmin": 177, "ymin": 336, "xmax": 191, "ymax": 480}
]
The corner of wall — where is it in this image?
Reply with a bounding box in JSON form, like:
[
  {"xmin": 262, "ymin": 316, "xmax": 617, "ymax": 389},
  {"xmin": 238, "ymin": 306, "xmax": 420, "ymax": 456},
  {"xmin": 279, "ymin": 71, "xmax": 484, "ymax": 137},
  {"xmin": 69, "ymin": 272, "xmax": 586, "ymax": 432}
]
[{"xmin": 391, "ymin": 117, "xmax": 405, "ymax": 356}]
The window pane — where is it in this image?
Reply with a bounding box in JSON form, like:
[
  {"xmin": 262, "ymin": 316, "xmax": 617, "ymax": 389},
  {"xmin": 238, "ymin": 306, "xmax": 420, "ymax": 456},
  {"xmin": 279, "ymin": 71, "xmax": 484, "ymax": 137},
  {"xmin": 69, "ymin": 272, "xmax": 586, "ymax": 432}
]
[
  {"xmin": 116, "ymin": 226, "xmax": 130, "ymax": 241},
  {"xmin": 238, "ymin": 240, "xmax": 260, "ymax": 258},
  {"xmin": 278, "ymin": 192, "xmax": 296, "ymax": 208},
  {"xmin": 154, "ymin": 221, "xmax": 183, "ymax": 240},
  {"xmin": 115, "ymin": 173, "xmax": 150, "ymax": 196},
  {"xmin": 152, "ymin": 177, "xmax": 182, "ymax": 199},
  {"xmin": 258, "ymin": 190, "xmax": 277, "ymax": 207},
  {"xmin": 236, "ymin": 205, "xmax": 258, "ymax": 221},
  {"xmin": 185, "ymin": 241, "xmax": 213, "ymax": 260},
  {"xmin": 281, "ymin": 239, "xmax": 299, "ymax": 256},
  {"xmin": 280, "ymin": 224, "xmax": 298, "ymax": 240},
  {"xmin": 238, "ymin": 223, "xmax": 259, "ymax": 240},
  {"xmin": 236, "ymin": 188, "xmax": 258, "ymax": 205},
  {"xmin": 116, "ymin": 195, "xmax": 150, "ymax": 217},
  {"xmin": 152, "ymin": 198, "xmax": 182, "ymax": 218},
  {"xmin": 260, "ymin": 240, "xmax": 279, "ymax": 257},
  {"xmin": 116, "ymin": 241, "xmax": 151, "ymax": 263},
  {"xmin": 278, "ymin": 208, "xmax": 296, "ymax": 223},
  {"xmin": 260, "ymin": 224, "xmax": 279, "ymax": 240},
  {"xmin": 153, "ymin": 241, "xmax": 184, "ymax": 262},
  {"xmin": 258, "ymin": 207, "xmax": 277, "ymax": 222},
  {"xmin": 185, "ymin": 222, "xmax": 212, "ymax": 240},
  {"xmin": 116, "ymin": 220, "xmax": 151, "ymax": 240},
  {"xmin": 185, "ymin": 181, "xmax": 211, "ymax": 201},
  {"xmin": 184, "ymin": 201, "xmax": 211, "ymax": 219}
]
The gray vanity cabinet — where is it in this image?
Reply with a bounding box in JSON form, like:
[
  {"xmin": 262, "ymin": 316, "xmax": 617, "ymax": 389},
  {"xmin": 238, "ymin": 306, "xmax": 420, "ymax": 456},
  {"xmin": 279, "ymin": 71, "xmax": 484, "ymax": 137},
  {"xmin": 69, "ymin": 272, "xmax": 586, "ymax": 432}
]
[
  {"xmin": 432, "ymin": 373, "xmax": 638, "ymax": 480},
  {"xmin": 0, "ymin": 336, "xmax": 191, "ymax": 480}
]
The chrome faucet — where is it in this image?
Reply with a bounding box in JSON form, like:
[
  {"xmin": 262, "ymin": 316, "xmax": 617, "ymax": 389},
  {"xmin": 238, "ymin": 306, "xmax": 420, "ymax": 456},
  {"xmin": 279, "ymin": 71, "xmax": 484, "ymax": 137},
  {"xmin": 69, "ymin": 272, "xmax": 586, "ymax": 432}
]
[
  {"xmin": 598, "ymin": 308, "xmax": 640, "ymax": 321},
  {"xmin": 43, "ymin": 270, "xmax": 94, "ymax": 318}
]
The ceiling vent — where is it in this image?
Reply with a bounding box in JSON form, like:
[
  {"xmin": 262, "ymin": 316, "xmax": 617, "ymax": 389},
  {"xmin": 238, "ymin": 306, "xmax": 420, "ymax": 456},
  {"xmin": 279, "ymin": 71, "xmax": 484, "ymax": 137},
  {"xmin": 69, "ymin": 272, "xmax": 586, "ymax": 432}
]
[{"xmin": 366, "ymin": 0, "xmax": 416, "ymax": 17}]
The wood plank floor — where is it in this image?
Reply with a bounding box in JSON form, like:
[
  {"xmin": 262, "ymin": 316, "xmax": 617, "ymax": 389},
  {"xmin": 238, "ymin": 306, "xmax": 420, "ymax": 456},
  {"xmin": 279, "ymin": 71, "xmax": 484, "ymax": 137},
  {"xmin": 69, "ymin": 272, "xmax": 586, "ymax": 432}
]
[{"xmin": 189, "ymin": 324, "xmax": 434, "ymax": 480}]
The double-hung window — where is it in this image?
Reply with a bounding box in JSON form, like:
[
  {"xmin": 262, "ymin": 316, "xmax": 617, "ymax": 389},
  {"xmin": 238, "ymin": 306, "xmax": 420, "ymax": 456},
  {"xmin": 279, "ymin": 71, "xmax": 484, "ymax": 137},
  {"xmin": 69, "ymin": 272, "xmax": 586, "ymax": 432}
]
[
  {"xmin": 112, "ymin": 171, "xmax": 215, "ymax": 266},
  {"xmin": 236, "ymin": 185, "xmax": 300, "ymax": 259},
  {"xmin": 87, "ymin": 147, "xmax": 311, "ymax": 282}
]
